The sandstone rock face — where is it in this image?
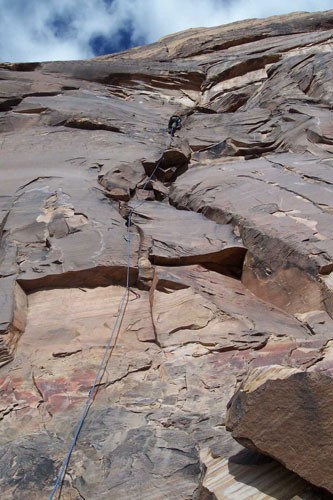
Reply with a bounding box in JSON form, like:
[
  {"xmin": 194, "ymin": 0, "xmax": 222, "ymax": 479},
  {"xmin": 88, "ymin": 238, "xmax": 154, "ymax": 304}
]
[
  {"xmin": 1, "ymin": 9, "xmax": 333, "ymax": 499},
  {"xmin": 226, "ymin": 362, "xmax": 333, "ymax": 494}
]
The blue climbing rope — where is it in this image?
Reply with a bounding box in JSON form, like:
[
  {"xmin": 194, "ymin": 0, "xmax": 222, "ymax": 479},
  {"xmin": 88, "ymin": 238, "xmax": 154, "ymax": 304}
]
[{"xmin": 49, "ymin": 134, "xmax": 173, "ymax": 500}]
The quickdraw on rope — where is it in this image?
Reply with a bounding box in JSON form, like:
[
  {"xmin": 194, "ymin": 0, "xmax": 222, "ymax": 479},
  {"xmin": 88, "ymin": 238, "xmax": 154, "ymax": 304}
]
[{"xmin": 48, "ymin": 127, "xmax": 175, "ymax": 500}]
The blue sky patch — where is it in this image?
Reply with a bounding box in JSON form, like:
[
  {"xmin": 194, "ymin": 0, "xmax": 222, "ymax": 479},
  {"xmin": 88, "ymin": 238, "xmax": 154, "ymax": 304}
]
[{"xmin": 48, "ymin": 13, "xmax": 76, "ymax": 39}]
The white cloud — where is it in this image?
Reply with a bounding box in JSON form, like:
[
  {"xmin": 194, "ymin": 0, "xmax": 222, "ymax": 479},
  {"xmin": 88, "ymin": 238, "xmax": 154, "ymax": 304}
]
[
  {"xmin": 0, "ymin": 0, "xmax": 332, "ymax": 62},
  {"xmin": 125, "ymin": 0, "xmax": 333, "ymax": 42}
]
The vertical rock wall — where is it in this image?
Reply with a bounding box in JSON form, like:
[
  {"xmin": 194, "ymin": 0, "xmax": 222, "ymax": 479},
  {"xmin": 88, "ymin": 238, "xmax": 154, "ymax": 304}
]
[{"xmin": 1, "ymin": 9, "xmax": 333, "ymax": 499}]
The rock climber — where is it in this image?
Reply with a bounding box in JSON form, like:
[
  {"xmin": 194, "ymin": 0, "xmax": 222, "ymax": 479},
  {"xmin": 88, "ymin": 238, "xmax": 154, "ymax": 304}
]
[{"xmin": 168, "ymin": 115, "xmax": 182, "ymax": 136}]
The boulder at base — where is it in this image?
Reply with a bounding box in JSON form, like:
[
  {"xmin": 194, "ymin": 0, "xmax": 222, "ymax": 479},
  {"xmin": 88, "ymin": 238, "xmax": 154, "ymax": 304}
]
[{"xmin": 226, "ymin": 362, "xmax": 333, "ymax": 494}]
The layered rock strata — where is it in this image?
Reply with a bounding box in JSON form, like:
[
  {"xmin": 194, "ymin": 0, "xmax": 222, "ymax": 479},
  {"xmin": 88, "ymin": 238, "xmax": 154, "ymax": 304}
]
[{"xmin": 1, "ymin": 9, "xmax": 333, "ymax": 499}]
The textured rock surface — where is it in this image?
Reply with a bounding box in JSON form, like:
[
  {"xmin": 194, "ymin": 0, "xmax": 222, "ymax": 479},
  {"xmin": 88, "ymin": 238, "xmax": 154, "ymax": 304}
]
[
  {"xmin": 226, "ymin": 361, "xmax": 333, "ymax": 494},
  {"xmin": 1, "ymin": 9, "xmax": 333, "ymax": 499}
]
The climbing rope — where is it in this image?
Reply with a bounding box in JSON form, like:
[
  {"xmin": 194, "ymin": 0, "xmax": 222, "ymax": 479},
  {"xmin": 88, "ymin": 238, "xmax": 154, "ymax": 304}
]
[{"xmin": 48, "ymin": 131, "xmax": 174, "ymax": 500}]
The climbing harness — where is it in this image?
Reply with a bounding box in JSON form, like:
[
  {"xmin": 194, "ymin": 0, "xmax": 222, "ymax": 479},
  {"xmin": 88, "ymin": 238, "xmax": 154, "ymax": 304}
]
[
  {"xmin": 168, "ymin": 115, "xmax": 182, "ymax": 136},
  {"xmin": 49, "ymin": 126, "xmax": 175, "ymax": 500}
]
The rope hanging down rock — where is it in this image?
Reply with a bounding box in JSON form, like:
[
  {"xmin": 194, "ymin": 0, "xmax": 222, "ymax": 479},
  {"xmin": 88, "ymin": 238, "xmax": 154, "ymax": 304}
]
[{"xmin": 48, "ymin": 130, "xmax": 175, "ymax": 500}]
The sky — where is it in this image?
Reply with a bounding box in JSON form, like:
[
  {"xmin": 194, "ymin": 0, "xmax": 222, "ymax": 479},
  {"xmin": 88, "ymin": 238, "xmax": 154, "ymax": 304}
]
[{"xmin": 1, "ymin": 0, "xmax": 333, "ymax": 62}]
